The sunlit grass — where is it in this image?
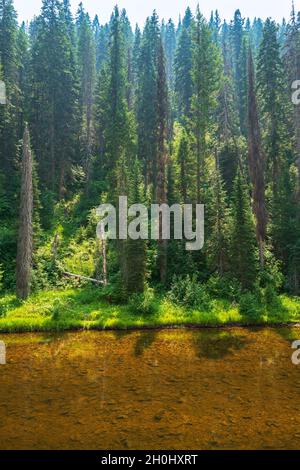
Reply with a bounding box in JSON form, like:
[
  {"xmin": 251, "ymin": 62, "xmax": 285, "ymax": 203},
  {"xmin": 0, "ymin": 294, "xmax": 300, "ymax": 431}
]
[{"xmin": 0, "ymin": 287, "xmax": 299, "ymax": 333}]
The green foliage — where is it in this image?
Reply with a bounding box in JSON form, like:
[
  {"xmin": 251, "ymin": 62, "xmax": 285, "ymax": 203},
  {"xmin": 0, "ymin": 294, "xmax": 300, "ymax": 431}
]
[
  {"xmin": 136, "ymin": 11, "xmax": 160, "ymax": 188},
  {"xmin": 270, "ymin": 167, "xmax": 300, "ymax": 294},
  {"xmin": 0, "ymin": 287, "xmax": 299, "ymax": 332},
  {"xmin": 206, "ymin": 168, "xmax": 231, "ymax": 275},
  {"xmin": 206, "ymin": 275, "xmax": 242, "ymax": 302},
  {"xmin": 259, "ymin": 249, "xmax": 284, "ymax": 290},
  {"xmin": 167, "ymin": 275, "xmax": 212, "ymax": 311},
  {"xmin": 0, "ymin": 3, "xmax": 300, "ymax": 317},
  {"xmin": 263, "ymin": 284, "xmax": 282, "ymax": 311},
  {"xmin": 174, "ymin": 11, "xmax": 193, "ymax": 120},
  {"xmin": 230, "ymin": 170, "xmax": 258, "ymax": 290},
  {"xmin": 128, "ymin": 288, "xmax": 158, "ymax": 316},
  {"xmin": 30, "ymin": 0, "xmax": 80, "ymax": 198},
  {"xmin": 239, "ymin": 291, "xmax": 263, "ymax": 321}
]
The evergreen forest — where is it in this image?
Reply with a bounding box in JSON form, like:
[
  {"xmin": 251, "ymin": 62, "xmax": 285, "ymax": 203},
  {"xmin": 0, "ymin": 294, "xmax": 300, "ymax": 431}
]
[{"xmin": 1, "ymin": 0, "xmax": 300, "ymax": 330}]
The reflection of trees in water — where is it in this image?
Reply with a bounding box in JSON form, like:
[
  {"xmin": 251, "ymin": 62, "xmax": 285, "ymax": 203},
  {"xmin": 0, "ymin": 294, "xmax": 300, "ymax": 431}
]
[
  {"xmin": 114, "ymin": 329, "xmax": 249, "ymax": 359},
  {"xmin": 192, "ymin": 330, "xmax": 248, "ymax": 360},
  {"xmin": 134, "ymin": 331, "xmax": 158, "ymax": 357},
  {"xmin": 273, "ymin": 327, "xmax": 300, "ymax": 344},
  {"xmin": 111, "ymin": 330, "xmax": 134, "ymax": 341}
]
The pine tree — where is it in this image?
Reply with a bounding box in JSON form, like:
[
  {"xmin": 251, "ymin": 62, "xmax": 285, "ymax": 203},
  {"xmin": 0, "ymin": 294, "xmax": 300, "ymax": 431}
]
[
  {"xmin": 239, "ymin": 35, "xmax": 249, "ymax": 136},
  {"xmin": 136, "ymin": 11, "xmax": 160, "ymax": 188},
  {"xmin": 63, "ymin": 0, "xmax": 75, "ymax": 43},
  {"xmin": 230, "ymin": 10, "xmax": 248, "ymax": 135},
  {"xmin": 156, "ymin": 38, "xmax": 169, "ymax": 284},
  {"xmin": 247, "ymin": 48, "xmax": 267, "ymax": 268},
  {"xmin": 257, "ymin": 18, "xmax": 290, "ymax": 191},
  {"xmin": 16, "ymin": 125, "xmax": 33, "ymax": 299},
  {"xmin": 123, "ymin": 160, "xmax": 147, "ymax": 295},
  {"xmin": 191, "ymin": 8, "xmax": 221, "ymax": 203},
  {"xmin": 120, "ymin": 9, "xmax": 133, "ymax": 111},
  {"xmin": 16, "ymin": 22, "xmax": 30, "ymax": 139},
  {"xmin": 209, "ymin": 10, "xmax": 221, "ymax": 45},
  {"xmin": 216, "ymin": 27, "xmax": 241, "ymax": 195},
  {"xmin": 95, "ymin": 23, "xmax": 109, "ymax": 72},
  {"xmin": 30, "ymin": 0, "xmax": 79, "ymax": 200},
  {"xmin": 251, "ymin": 18, "xmax": 264, "ymax": 53},
  {"xmin": 106, "ymin": 6, "xmax": 133, "ymax": 182},
  {"xmin": 278, "ymin": 18, "xmax": 287, "ymax": 48},
  {"xmin": 163, "ymin": 19, "xmax": 176, "ymax": 90},
  {"xmin": 93, "ymin": 7, "xmax": 137, "ymax": 296},
  {"xmin": 176, "ymin": 127, "xmax": 192, "ymax": 203},
  {"xmin": 174, "ymin": 8, "xmax": 193, "ymax": 121},
  {"xmin": 132, "ymin": 24, "xmax": 141, "ymax": 99},
  {"xmin": 259, "ymin": 12, "xmax": 300, "ymax": 292},
  {"xmin": 271, "ymin": 166, "xmax": 300, "ymax": 293},
  {"xmin": 76, "ymin": 5, "xmax": 96, "ymax": 180},
  {"xmin": 230, "ymin": 170, "xmax": 258, "ymax": 290},
  {"xmin": 0, "ymin": 0, "xmax": 19, "ymax": 201},
  {"xmin": 207, "ymin": 163, "xmax": 230, "ymax": 276},
  {"xmin": 285, "ymin": 6, "xmax": 300, "ymax": 194}
]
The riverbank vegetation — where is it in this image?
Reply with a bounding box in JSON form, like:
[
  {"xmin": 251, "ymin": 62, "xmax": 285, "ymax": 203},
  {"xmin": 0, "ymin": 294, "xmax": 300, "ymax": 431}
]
[
  {"xmin": 0, "ymin": 285, "xmax": 299, "ymax": 333},
  {"xmin": 1, "ymin": 2, "xmax": 300, "ymax": 329}
]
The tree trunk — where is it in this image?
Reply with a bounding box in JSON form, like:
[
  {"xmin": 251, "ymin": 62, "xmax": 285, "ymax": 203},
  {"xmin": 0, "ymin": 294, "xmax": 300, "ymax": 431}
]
[
  {"xmin": 99, "ymin": 226, "xmax": 108, "ymax": 286},
  {"xmin": 16, "ymin": 124, "xmax": 33, "ymax": 299},
  {"xmin": 247, "ymin": 49, "xmax": 267, "ymax": 268},
  {"xmin": 156, "ymin": 40, "xmax": 168, "ymax": 284}
]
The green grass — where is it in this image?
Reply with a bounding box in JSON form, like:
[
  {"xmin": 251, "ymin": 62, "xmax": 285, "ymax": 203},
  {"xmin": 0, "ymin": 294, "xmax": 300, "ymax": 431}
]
[{"xmin": 0, "ymin": 287, "xmax": 299, "ymax": 333}]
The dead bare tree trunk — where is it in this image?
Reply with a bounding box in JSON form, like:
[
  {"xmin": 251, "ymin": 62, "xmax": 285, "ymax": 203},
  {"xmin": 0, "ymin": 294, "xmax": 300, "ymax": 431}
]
[
  {"xmin": 16, "ymin": 124, "xmax": 33, "ymax": 299},
  {"xmin": 62, "ymin": 271, "xmax": 105, "ymax": 285},
  {"xmin": 247, "ymin": 49, "xmax": 267, "ymax": 268},
  {"xmin": 99, "ymin": 226, "xmax": 108, "ymax": 286},
  {"xmin": 101, "ymin": 239, "xmax": 108, "ymax": 286}
]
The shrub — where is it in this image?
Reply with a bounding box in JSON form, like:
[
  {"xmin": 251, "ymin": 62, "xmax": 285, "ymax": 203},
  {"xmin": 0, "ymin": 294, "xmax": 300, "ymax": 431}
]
[
  {"xmin": 263, "ymin": 284, "xmax": 284, "ymax": 319},
  {"xmin": 259, "ymin": 251, "xmax": 284, "ymax": 290},
  {"xmin": 264, "ymin": 284, "xmax": 280, "ymax": 307},
  {"xmin": 239, "ymin": 292, "xmax": 263, "ymax": 321},
  {"xmin": 206, "ymin": 275, "xmax": 242, "ymax": 302},
  {"xmin": 51, "ymin": 298, "xmax": 65, "ymax": 321},
  {"xmin": 167, "ymin": 275, "xmax": 212, "ymax": 311},
  {"xmin": 128, "ymin": 288, "xmax": 157, "ymax": 316},
  {"xmin": 31, "ymin": 244, "xmax": 62, "ymax": 291},
  {"xmin": 0, "ymin": 295, "xmax": 20, "ymax": 318},
  {"xmin": 63, "ymin": 238, "xmax": 97, "ymax": 278}
]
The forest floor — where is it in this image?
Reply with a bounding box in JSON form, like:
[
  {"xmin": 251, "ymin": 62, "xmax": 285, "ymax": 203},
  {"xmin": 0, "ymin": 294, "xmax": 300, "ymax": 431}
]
[{"xmin": 0, "ymin": 287, "xmax": 300, "ymax": 333}]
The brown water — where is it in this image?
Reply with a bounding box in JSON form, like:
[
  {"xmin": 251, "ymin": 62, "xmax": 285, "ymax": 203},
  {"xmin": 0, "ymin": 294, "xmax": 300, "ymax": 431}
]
[{"xmin": 0, "ymin": 328, "xmax": 300, "ymax": 450}]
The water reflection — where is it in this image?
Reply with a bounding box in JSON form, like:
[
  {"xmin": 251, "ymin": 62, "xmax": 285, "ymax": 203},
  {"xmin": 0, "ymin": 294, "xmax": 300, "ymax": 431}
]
[
  {"xmin": 0, "ymin": 327, "xmax": 300, "ymax": 450},
  {"xmin": 192, "ymin": 330, "xmax": 248, "ymax": 359},
  {"xmin": 134, "ymin": 331, "xmax": 158, "ymax": 357}
]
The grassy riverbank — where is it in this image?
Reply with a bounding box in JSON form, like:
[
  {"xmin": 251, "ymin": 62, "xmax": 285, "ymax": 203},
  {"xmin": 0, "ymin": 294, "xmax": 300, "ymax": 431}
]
[{"xmin": 0, "ymin": 287, "xmax": 300, "ymax": 333}]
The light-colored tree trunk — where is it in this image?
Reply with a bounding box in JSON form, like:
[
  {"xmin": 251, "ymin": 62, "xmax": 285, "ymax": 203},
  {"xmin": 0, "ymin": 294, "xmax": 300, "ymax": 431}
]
[
  {"xmin": 16, "ymin": 124, "xmax": 33, "ymax": 299},
  {"xmin": 98, "ymin": 226, "xmax": 108, "ymax": 286}
]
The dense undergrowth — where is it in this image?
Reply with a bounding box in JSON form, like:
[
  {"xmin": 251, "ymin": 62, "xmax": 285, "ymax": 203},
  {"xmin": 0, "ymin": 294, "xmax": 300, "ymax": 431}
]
[{"xmin": 0, "ymin": 284, "xmax": 299, "ymax": 333}]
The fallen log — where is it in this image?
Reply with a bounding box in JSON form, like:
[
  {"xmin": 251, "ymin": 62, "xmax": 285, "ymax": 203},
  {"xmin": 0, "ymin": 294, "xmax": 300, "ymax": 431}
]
[{"xmin": 62, "ymin": 271, "xmax": 105, "ymax": 285}]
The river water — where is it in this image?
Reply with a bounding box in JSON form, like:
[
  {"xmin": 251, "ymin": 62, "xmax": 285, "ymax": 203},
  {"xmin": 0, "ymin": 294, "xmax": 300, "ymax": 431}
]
[{"xmin": 0, "ymin": 328, "xmax": 300, "ymax": 450}]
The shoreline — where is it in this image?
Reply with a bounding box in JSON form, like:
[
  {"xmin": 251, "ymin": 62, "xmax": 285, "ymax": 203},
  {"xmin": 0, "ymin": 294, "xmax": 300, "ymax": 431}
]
[
  {"xmin": 1, "ymin": 288, "xmax": 300, "ymax": 334},
  {"xmin": 0, "ymin": 321, "xmax": 300, "ymax": 335}
]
